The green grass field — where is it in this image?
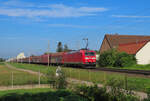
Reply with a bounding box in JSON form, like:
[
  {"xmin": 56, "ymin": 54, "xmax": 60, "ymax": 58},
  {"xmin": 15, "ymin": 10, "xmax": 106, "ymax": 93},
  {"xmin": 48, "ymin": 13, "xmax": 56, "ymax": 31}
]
[
  {"xmin": 9, "ymin": 63, "xmax": 150, "ymax": 92},
  {"xmin": 0, "ymin": 63, "xmax": 47, "ymax": 86},
  {"xmin": 121, "ymin": 64, "xmax": 150, "ymax": 70},
  {"xmin": 0, "ymin": 88, "xmax": 51, "ymax": 97},
  {"xmin": 105, "ymin": 63, "xmax": 150, "ymax": 70}
]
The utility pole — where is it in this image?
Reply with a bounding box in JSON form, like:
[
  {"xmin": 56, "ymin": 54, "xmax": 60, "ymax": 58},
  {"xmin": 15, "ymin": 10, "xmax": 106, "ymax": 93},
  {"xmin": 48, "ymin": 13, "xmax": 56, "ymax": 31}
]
[
  {"xmin": 28, "ymin": 53, "xmax": 30, "ymax": 64},
  {"xmin": 38, "ymin": 49, "xmax": 42, "ymax": 62},
  {"xmin": 83, "ymin": 38, "xmax": 88, "ymax": 49},
  {"xmin": 48, "ymin": 40, "xmax": 50, "ymax": 66},
  {"xmin": 11, "ymin": 72, "xmax": 13, "ymax": 88}
]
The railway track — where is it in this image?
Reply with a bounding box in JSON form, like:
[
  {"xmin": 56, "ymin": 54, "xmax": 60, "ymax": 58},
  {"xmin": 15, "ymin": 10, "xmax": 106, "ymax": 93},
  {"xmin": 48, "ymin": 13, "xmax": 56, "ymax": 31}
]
[
  {"xmin": 13, "ymin": 62, "xmax": 150, "ymax": 75},
  {"xmin": 95, "ymin": 67, "xmax": 150, "ymax": 75}
]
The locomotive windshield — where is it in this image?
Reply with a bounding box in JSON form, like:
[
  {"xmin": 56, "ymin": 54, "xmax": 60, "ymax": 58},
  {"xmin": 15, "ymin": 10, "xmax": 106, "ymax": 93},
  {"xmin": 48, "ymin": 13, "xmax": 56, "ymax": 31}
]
[{"xmin": 85, "ymin": 52, "xmax": 95, "ymax": 56}]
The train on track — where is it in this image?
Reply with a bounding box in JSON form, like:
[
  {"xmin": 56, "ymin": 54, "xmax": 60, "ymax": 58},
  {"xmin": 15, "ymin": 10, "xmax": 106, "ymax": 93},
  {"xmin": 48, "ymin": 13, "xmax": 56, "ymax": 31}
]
[{"xmin": 12, "ymin": 49, "xmax": 96, "ymax": 67}]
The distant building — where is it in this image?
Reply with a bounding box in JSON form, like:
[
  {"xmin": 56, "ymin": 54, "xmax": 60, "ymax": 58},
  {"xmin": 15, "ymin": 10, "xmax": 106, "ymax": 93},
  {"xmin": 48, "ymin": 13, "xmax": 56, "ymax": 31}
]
[
  {"xmin": 118, "ymin": 40, "xmax": 150, "ymax": 65},
  {"xmin": 96, "ymin": 54, "xmax": 99, "ymax": 61},
  {"xmin": 16, "ymin": 52, "xmax": 26, "ymax": 59},
  {"xmin": 100, "ymin": 34, "xmax": 150, "ymax": 53}
]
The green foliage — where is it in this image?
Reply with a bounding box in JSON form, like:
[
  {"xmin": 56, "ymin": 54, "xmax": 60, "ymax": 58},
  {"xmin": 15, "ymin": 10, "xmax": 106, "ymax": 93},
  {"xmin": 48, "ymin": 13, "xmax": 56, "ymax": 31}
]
[
  {"xmin": 98, "ymin": 49, "xmax": 117, "ymax": 67},
  {"xmin": 46, "ymin": 70, "xmax": 57, "ymax": 88},
  {"xmin": 143, "ymin": 87, "xmax": 150, "ymax": 101},
  {"xmin": 57, "ymin": 42, "xmax": 63, "ymax": 52},
  {"xmin": 106, "ymin": 77, "xmax": 139, "ymax": 101},
  {"xmin": 0, "ymin": 90, "xmax": 88, "ymax": 101},
  {"xmin": 64, "ymin": 44, "xmax": 69, "ymax": 52},
  {"xmin": 75, "ymin": 83, "xmax": 139, "ymax": 101},
  {"xmin": 46, "ymin": 69, "xmax": 67, "ymax": 89},
  {"xmin": 75, "ymin": 84, "xmax": 109, "ymax": 101},
  {"xmin": 114, "ymin": 52, "xmax": 136, "ymax": 67},
  {"xmin": 98, "ymin": 49, "xmax": 136, "ymax": 67},
  {"xmin": 56, "ymin": 70, "xmax": 67, "ymax": 89},
  {"xmin": 0, "ymin": 58, "xmax": 5, "ymax": 62}
]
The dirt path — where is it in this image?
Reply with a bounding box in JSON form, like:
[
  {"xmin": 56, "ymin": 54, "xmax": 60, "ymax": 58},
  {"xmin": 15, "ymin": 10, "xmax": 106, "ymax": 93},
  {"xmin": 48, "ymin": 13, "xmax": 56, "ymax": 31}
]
[
  {"xmin": 5, "ymin": 63, "xmax": 41, "ymax": 75},
  {"xmin": 0, "ymin": 84, "xmax": 50, "ymax": 91},
  {"xmin": 4, "ymin": 63, "xmax": 148, "ymax": 100}
]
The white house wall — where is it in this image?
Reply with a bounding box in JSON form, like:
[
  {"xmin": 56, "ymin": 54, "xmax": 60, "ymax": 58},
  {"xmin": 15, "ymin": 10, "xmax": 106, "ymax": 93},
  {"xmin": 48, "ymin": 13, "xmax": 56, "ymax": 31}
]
[{"xmin": 136, "ymin": 42, "xmax": 150, "ymax": 65}]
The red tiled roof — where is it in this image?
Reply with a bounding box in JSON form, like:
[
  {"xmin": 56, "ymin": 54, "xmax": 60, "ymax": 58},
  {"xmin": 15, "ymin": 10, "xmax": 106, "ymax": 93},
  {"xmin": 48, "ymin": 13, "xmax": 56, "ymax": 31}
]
[
  {"xmin": 118, "ymin": 40, "xmax": 148, "ymax": 54},
  {"xmin": 100, "ymin": 34, "xmax": 150, "ymax": 53}
]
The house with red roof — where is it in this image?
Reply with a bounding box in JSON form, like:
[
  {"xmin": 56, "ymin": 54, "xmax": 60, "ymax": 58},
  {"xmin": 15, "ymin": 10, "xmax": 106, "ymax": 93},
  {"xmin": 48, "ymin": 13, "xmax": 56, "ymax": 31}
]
[
  {"xmin": 118, "ymin": 40, "xmax": 150, "ymax": 65},
  {"xmin": 100, "ymin": 34, "xmax": 150, "ymax": 53},
  {"xmin": 99, "ymin": 34, "xmax": 150, "ymax": 65}
]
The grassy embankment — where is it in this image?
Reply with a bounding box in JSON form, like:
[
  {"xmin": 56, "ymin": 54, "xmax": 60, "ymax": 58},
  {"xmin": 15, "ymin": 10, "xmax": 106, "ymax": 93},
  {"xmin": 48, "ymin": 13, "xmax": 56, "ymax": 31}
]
[
  {"xmin": 106, "ymin": 64, "xmax": 150, "ymax": 70},
  {"xmin": 0, "ymin": 63, "xmax": 47, "ymax": 86},
  {"xmin": 9, "ymin": 63, "xmax": 150, "ymax": 92},
  {"xmin": 121, "ymin": 64, "xmax": 150, "ymax": 70},
  {"xmin": 0, "ymin": 88, "xmax": 51, "ymax": 97}
]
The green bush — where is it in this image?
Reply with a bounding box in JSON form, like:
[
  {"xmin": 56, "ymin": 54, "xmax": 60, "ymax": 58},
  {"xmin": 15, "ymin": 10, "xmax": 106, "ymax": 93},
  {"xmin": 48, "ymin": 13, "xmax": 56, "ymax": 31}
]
[
  {"xmin": 114, "ymin": 52, "xmax": 136, "ymax": 67},
  {"xmin": 143, "ymin": 87, "xmax": 150, "ymax": 101},
  {"xmin": 106, "ymin": 77, "xmax": 139, "ymax": 101},
  {"xmin": 0, "ymin": 90, "xmax": 89, "ymax": 101},
  {"xmin": 98, "ymin": 49, "xmax": 136, "ymax": 67},
  {"xmin": 46, "ymin": 69, "xmax": 67, "ymax": 89},
  {"xmin": 98, "ymin": 49, "xmax": 117, "ymax": 67},
  {"xmin": 56, "ymin": 71, "xmax": 67, "ymax": 89},
  {"xmin": 75, "ymin": 84, "xmax": 139, "ymax": 101},
  {"xmin": 75, "ymin": 84, "xmax": 109, "ymax": 101}
]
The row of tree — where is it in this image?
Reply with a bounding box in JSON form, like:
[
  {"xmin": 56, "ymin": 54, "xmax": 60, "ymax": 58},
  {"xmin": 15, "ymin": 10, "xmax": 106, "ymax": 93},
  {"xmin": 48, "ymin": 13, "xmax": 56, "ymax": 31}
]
[
  {"xmin": 56, "ymin": 42, "xmax": 69, "ymax": 52},
  {"xmin": 0, "ymin": 58, "xmax": 5, "ymax": 62}
]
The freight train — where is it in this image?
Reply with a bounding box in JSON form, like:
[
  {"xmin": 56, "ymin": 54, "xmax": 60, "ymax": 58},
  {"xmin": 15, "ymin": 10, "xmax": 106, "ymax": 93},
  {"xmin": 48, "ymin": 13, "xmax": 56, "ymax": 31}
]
[{"xmin": 14, "ymin": 49, "xmax": 96, "ymax": 67}]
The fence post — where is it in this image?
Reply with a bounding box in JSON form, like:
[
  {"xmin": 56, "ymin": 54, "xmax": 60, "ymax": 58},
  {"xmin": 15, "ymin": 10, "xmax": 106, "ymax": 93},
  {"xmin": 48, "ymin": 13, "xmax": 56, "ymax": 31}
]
[
  {"xmin": 88, "ymin": 70, "xmax": 90, "ymax": 81},
  {"xmin": 39, "ymin": 70, "xmax": 41, "ymax": 87},
  {"xmin": 78, "ymin": 69, "xmax": 80, "ymax": 80},
  {"xmin": 124, "ymin": 75, "xmax": 127, "ymax": 90},
  {"xmin": 69, "ymin": 68, "xmax": 71, "ymax": 78},
  {"xmin": 11, "ymin": 72, "xmax": 13, "ymax": 88},
  {"xmin": 104, "ymin": 72, "xmax": 106, "ymax": 85}
]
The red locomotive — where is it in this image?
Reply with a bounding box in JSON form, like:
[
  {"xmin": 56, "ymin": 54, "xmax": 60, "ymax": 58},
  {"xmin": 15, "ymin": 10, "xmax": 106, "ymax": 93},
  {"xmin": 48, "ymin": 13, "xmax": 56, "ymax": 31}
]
[
  {"xmin": 17, "ymin": 49, "xmax": 96, "ymax": 67},
  {"xmin": 63, "ymin": 49, "xmax": 96, "ymax": 67}
]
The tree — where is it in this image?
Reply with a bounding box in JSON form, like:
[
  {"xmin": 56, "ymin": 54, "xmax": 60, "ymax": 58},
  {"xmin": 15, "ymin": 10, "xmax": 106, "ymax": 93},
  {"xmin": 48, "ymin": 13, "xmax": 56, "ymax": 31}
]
[
  {"xmin": 44, "ymin": 52, "xmax": 51, "ymax": 55},
  {"xmin": 0, "ymin": 58, "xmax": 5, "ymax": 62},
  {"xmin": 64, "ymin": 44, "xmax": 69, "ymax": 52},
  {"xmin": 57, "ymin": 42, "xmax": 63, "ymax": 52}
]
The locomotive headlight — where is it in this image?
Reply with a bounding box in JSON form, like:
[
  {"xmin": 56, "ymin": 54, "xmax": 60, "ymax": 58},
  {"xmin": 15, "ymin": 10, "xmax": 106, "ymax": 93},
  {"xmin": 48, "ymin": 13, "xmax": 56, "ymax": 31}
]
[
  {"xmin": 92, "ymin": 57, "xmax": 96, "ymax": 59},
  {"xmin": 85, "ymin": 57, "xmax": 89, "ymax": 59}
]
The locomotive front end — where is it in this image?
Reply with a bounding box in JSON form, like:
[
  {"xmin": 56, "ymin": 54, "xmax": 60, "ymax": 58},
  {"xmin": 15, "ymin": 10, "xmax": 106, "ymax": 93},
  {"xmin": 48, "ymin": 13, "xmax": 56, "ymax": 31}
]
[{"xmin": 83, "ymin": 50, "xmax": 96, "ymax": 67}]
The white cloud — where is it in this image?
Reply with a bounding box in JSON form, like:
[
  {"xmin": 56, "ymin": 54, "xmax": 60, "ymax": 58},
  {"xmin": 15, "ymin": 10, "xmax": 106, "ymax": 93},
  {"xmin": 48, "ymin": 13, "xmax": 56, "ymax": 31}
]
[
  {"xmin": 0, "ymin": 2, "xmax": 108, "ymax": 18},
  {"xmin": 48, "ymin": 24, "xmax": 99, "ymax": 28},
  {"xmin": 112, "ymin": 15, "xmax": 150, "ymax": 18},
  {"xmin": 2, "ymin": 0, "xmax": 35, "ymax": 8},
  {"xmin": 79, "ymin": 7, "xmax": 108, "ymax": 12}
]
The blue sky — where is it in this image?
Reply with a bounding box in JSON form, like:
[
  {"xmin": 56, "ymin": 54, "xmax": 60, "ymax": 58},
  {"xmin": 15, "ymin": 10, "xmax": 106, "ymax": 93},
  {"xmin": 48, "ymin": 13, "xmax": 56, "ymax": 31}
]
[{"xmin": 0, "ymin": 0, "xmax": 150, "ymax": 58}]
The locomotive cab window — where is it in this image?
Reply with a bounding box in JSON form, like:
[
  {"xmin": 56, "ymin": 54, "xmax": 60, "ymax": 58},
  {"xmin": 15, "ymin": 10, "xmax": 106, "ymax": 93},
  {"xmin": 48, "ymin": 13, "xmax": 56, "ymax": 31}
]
[{"xmin": 85, "ymin": 52, "xmax": 95, "ymax": 56}]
